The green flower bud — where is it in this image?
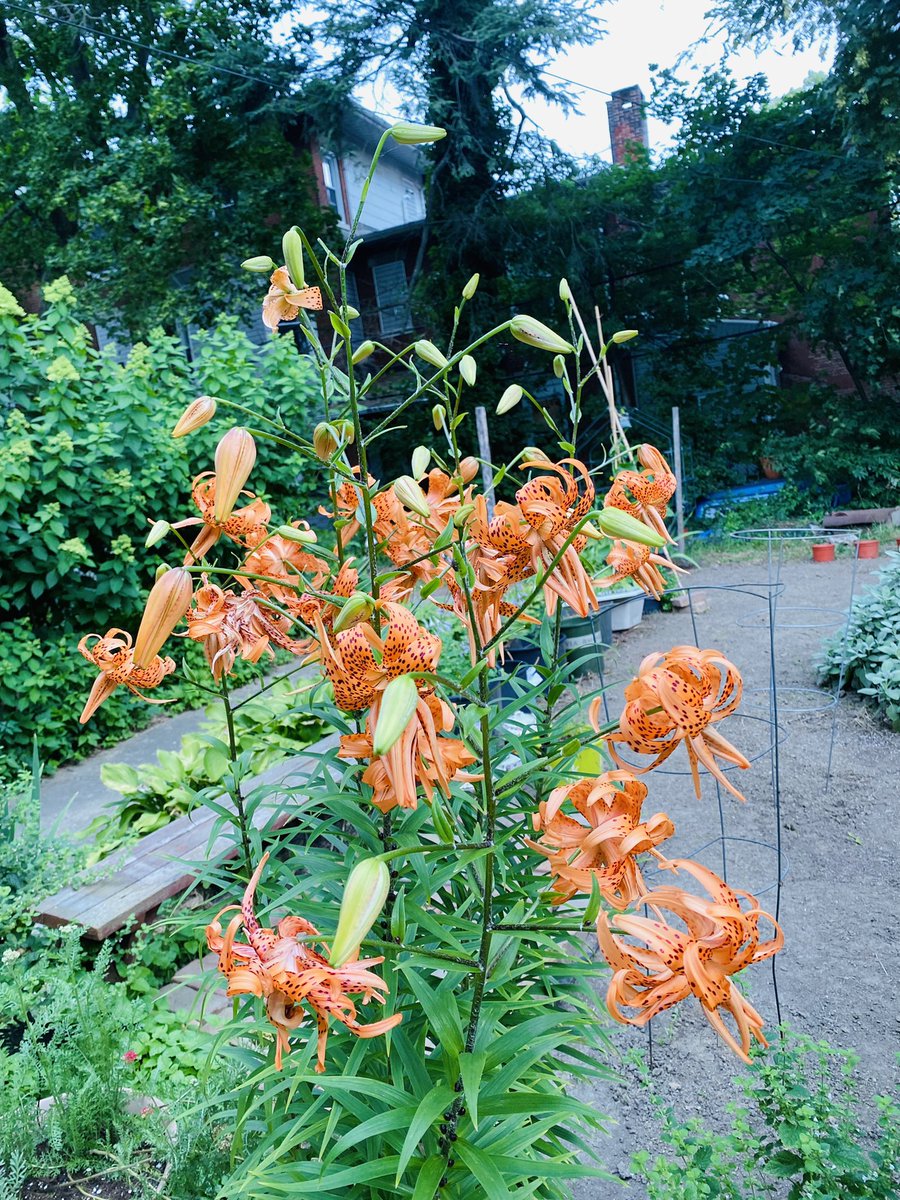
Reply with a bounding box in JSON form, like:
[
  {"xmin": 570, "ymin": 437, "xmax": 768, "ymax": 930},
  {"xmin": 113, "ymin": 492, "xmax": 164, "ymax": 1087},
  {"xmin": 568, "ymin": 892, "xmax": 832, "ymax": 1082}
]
[
  {"xmin": 462, "ymin": 273, "xmax": 480, "ymax": 300},
  {"xmin": 313, "ymin": 422, "xmax": 340, "ymax": 462},
  {"xmin": 336, "ymin": 418, "xmax": 355, "ymax": 444},
  {"xmin": 332, "ymin": 591, "xmax": 375, "ymax": 634},
  {"xmin": 276, "ymin": 524, "xmax": 318, "ymax": 544},
  {"xmin": 154, "ymin": 562, "xmax": 172, "ymax": 583},
  {"xmin": 145, "ymin": 520, "xmax": 170, "ymax": 549},
  {"xmin": 496, "ymin": 384, "xmax": 523, "ymax": 415},
  {"xmin": 328, "ymin": 857, "xmax": 391, "ymax": 967},
  {"xmin": 596, "ymin": 506, "xmax": 666, "ymax": 547},
  {"xmin": 352, "ymin": 340, "xmax": 375, "ymax": 364},
  {"xmin": 552, "ymin": 354, "xmax": 566, "ymax": 379},
  {"xmin": 373, "ymin": 674, "xmax": 420, "ymax": 757},
  {"xmin": 393, "ymin": 475, "xmax": 432, "ymax": 519},
  {"xmin": 241, "ymin": 255, "xmax": 276, "ymax": 274},
  {"xmin": 282, "ymin": 227, "xmax": 306, "ymax": 288},
  {"xmin": 453, "ymin": 503, "xmax": 475, "ymax": 529},
  {"xmin": 415, "ymin": 340, "xmax": 449, "ymax": 371},
  {"xmin": 411, "ymin": 445, "xmax": 431, "ymax": 479},
  {"xmin": 343, "ymin": 305, "xmax": 360, "ymax": 320},
  {"xmin": 459, "ymin": 354, "xmax": 477, "ymax": 387},
  {"xmin": 432, "ymin": 404, "xmax": 446, "ymax": 431},
  {"xmin": 389, "ymin": 121, "xmax": 447, "ymax": 145},
  {"xmin": 510, "ymin": 315, "xmax": 573, "ymax": 355},
  {"xmin": 612, "ymin": 329, "xmax": 639, "ymax": 344},
  {"xmin": 558, "ymin": 277, "xmax": 572, "ymax": 303}
]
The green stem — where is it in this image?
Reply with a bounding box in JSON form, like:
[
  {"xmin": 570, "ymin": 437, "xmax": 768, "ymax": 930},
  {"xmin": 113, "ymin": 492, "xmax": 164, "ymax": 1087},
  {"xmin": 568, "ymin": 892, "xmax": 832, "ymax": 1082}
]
[{"xmin": 220, "ymin": 674, "xmax": 253, "ymax": 876}]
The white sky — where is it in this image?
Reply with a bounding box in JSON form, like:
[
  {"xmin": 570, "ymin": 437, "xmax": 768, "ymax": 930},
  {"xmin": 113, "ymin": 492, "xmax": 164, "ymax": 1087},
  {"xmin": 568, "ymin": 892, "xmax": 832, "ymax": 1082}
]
[{"xmin": 355, "ymin": 0, "xmax": 833, "ymax": 161}]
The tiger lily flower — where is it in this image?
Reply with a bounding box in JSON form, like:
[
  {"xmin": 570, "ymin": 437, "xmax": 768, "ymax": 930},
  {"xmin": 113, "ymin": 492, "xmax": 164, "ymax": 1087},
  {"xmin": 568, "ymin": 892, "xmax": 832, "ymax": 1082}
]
[
  {"xmin": 527, "ymin": 771, "xmax": 674, "ymax": 908},
  {"xmin": 339, "ymin": 690, "xmax": 478, "ymax": 813},
  {"xmin": 595, "ymin": 539, "xmax": 683, "ymax": 601},
  {"xmin": 434, "ymin": 572, "xmax": 539, "ymax": 667},
  {"xmin": 596, "ymin": 645, "xmax": 750, "ymax": 801},
  {"xmin": 604, "ymin": 443, "xmax": 677, "ymax": 543},
  {"xmin": 172, "ymin": 473, "xmax": 271, "ymax": 564},
  {"xmin": 242, "ymin": 526, "xmax": 330, "ymax": 603},
  {"xmin": 206, "ymin": 854, "xmax": 401, "ymax": 1072},
  {"xmin": 78, "ymin": 629, "xmax": 176, "ymax": 723},
  {"xmin": 596, "ymin": 857, "xmax": 783, "ymax": 1062},
  {"xmin": 185, "ymin": 582, "xmax": 304, "ymax": 680},
  {"xmin": 262, "ymin": 266, "xmax": 324, "ymax": 331}
]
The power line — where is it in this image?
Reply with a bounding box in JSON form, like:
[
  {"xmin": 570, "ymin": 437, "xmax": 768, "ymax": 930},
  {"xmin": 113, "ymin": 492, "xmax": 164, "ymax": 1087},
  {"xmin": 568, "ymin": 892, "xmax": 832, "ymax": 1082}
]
[{"xmin": 541, "ymin": 69, "xmax": 613, "ymax": 98}]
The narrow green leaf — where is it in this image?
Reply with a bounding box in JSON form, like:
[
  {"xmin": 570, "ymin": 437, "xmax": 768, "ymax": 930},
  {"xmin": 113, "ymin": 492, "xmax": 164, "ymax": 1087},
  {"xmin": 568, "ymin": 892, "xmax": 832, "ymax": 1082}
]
[
  {"xmin": 395, "ymin": 1083, "xmax": 454, "ymax": 1184},
  {"xmin": 411, "ymin": 1156, "xmax": 446, "ymax": 1200},
  {"xmin": 458, "ymin": 1050, "xmax": 486, "ymax": 1130},
  {"xmin": 455, "ymin": 1140, "xmax": 513, "ymax": 1198}
]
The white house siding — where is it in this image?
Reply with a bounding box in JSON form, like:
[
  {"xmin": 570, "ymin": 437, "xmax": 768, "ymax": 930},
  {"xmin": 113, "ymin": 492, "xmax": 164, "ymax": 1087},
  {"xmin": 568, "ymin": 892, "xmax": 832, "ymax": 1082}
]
[{"xmin": 340, "ymin": 148, "xmax": 424, "ymax": 234}]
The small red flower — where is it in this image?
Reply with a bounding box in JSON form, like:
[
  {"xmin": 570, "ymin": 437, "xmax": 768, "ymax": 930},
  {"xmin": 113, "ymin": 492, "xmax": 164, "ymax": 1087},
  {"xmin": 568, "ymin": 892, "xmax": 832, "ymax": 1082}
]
[{"xmin": 123, "ymin": 1050, "xmax": 138, "ymax": 1063}]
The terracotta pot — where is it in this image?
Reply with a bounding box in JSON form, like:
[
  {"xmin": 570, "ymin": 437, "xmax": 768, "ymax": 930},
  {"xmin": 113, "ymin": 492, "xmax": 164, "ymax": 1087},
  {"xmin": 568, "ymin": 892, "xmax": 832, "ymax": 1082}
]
[
  {"xmin": 856, "ymin": 539, "xmax": 879, "ymax": 559},
  {"xmin": 811, "ymin": 543, "xmax": 835, "ymax": 563},
  {"xmin": 758, "ymin": 456, "xmax": 782, "ymax": 481}
]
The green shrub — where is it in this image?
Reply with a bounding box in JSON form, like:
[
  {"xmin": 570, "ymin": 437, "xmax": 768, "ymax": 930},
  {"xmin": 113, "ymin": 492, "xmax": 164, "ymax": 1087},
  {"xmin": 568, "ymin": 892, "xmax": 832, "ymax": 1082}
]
[
  {"xmin": 819, "ymin": 556, "xmax": 900, "ymax": 729},
  {"xmin": 0, "ymin": 277, "xmax": 327, "ymax": 782}
]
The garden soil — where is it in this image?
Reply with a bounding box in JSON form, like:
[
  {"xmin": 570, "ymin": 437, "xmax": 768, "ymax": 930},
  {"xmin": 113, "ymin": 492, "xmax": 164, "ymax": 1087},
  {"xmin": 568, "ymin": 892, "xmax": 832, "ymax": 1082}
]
[{"xmin": 570, "ymin": 553, "xmax": 899, "ymax": 1197}]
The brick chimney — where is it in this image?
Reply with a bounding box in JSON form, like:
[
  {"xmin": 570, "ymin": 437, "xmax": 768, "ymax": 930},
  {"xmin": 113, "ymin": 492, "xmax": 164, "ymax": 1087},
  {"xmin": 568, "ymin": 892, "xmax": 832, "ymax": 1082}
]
[{"xmin": 606, "ymin": 85, "xmax": 649, "ymax": 165}]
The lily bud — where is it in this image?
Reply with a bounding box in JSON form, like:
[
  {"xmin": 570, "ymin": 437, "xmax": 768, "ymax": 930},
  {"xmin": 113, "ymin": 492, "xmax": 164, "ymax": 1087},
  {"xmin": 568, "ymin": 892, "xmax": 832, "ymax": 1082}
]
[
  {"xmin": 328, "ymin": 857, "xmax": 391, "ymax": 968},
  {"xmin": 415, "ymin": 340, "xmax": 449, "ymax": 370},
  {"xmin": 154, "ymin": 562, "xmax": 172, "ymax": 582},
  {"xmin": 431, "ymin": 792, "xmax": 455, "ymax": 844},
  {"xmin": 453, "ymin": 502, "xmax": 474, "ymax": 528},
  {"xmin": 462, "ymin": 273, "xmax": 480, "ymax": 300},
  {"xmin": 336, "ymin": 418, "xmax": 355, "ymax": 444},
  {"xmin": 579, "ymin": 519, "xmax": 606, "ymax": 540},
  {"xmin": 276, "ymin": 524, "xmax": 318, "ymax": 544},
  {"xmin": 393, "ymin": 475, "xmax": 431, "ymax": 519},
  {"xmin": 432, "ymin": 404, "xmax": 446, "ymax": 431},
  {"xmin": 510, "ymin": 315, "xmax": 573, "ymax": 355},
  {"xmin": 313, "ymin": 422, "xmax": 340, "ymax": 461},
  {"xmin": 558, "ymin": 278, "xmax": 572, "ymax": 304},
  {"xmin": 496, "ymin": 384, "xmax": 523, "ymax": 415},
  {"xmin": 596, "ymin": 507, "xmax": 667, "ymax": 547},
  {"xmin": 241, "ymin": 255, "xmax": 276, "ymax": 274},
  {"xmin": 145, "ymin": 520, "xmax": 170, "ymax": 549},
  {"xmin": 459, "ymin": 354, "xmax": 477, "ymax": 387},
  {"xmin": 172, "ymin": 395, "xmax": 217, "ymax": 438},
  {"xmin": 459, "ymin": 456, "xmax": 479, "ymax": 483},
  {"xmin": 523, "ymin": 446, "xmax": 552, "ymax": 464},
  {"xmin": 389, "ymin": 121, "xmax": 447, "ymax": 145},
  {"xmin": 332, "ymin": 591, "xmax": 375, "ymax": 634},
  {"xmin": 352, "ymin": 340, "xmax": 375, "ymax": 364},
  {"xmin": 133, "ymin": 568, "xmax": 193, "ymax": 669},
  {"xmin": 612, "ymin": 329, "xmax": 639, "ymax": 344},
  {"xmin": 213, "ymin": 428, "xmax": 257, "ymax": 523},
  {"xmin": 411, "ymin": 445, "xmax": 431, "ymax": 479},
  {"xmin": 343, "ymin": 305, "xmax": 360, "ymax": 320},
  {"xmin": 282, "ymin": 227, "xmax": 306, "ymax": 289},
  {"xmin": 373, "ymin": 674, "xmax": 420, "ymax": 757},
  {"xmin": 552, "ymin": 355, "xmax": 566, "ymax": 379}
]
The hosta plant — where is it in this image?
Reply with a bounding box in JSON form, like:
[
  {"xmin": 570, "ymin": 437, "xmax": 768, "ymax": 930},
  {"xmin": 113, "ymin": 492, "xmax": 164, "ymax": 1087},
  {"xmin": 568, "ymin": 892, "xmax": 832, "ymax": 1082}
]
[{"xmin": 78, "ymin": 122, "xmax": 784, "ymax": 1198}]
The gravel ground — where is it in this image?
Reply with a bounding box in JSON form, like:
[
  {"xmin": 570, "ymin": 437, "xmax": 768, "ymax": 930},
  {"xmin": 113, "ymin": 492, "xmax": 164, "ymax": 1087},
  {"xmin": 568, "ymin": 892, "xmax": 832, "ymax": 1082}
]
[{"xmin": 570, "ymin": 552, "xmax": 900, "ymax": 1197}]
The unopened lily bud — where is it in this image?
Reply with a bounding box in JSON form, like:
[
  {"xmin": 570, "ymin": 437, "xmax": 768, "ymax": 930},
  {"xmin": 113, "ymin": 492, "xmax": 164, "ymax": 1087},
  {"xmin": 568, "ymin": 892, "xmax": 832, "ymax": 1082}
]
[
  {"xmin": 154, "ymin": 563, "xmax": 172, "ymax": 582},
  {"xmin": 313, "ymin": 422, "xmax": 340, "ymax": 462},
  {"xmin": 172, "ymin": 395, "xmax": 217, "ymax": 438},
  {"xmin": 462, "ymin": 273, "xmax": 480, "ymax": 300},
  {"xmin": 352, "ymin": 340, "xmax": 375, "ymax": 365},
  {"xmin": 332, "ymin": 591, "xmax": 375, "ymax": 634},
  {"xmin": 596, "ymin": 507, "xmax": 666, "ymax": 547},
  {"xmin": 432, "ymin": 404, "xmax": 446, "ymax": 432},
  {"xmin": 328, "ymin": 857, "xmax": 391, "ymax": 967},
  {"xmin": 393, "ymin": 475, "xmax": 431, "ymax": 519},
  {"xmin": 415, "ymin": 340, "xmax": 449, "ymax": 370},
  {"xmin": 510, "ymin": 315, "xmax": 573, "ymax": 355},
  {"xmin": 612, "ymin": 329, "xmax": 639, "ymax": 344},
  {"xmin": 343, "ymin": 305, "xmax": 360, "ymax": 320},
  {"xmin": 145, "ymin": 520, "xmax": 170, "ymax": 549},
  {"xmin": 241, "ymin": 255, "xmax": 276, "ymax": 274},
  {"xmin": 496, "ymin": 384, "xmax": 523, "ymax": 415},
  {"xmin": 459, "ymin": 456, "xmax": 479, "ymax": 483},
  {"xmin": 552, "ymin": 355, "xmax": 566, "ymax": 379},
  {"xmin": 523, "ymin": 446, "xmax": 552, "ymax": 464},
  {"xmin": 558, "ymin": 277, "xmax": 572, "ymax": 303},
  {"xmin": 390, "ymin": 121, "xmax": 447, "ymax": 145},
  {"xmin": 453, "ymin": 503, "xmax": 475, "ymax": 528},
  {"xmin": 580, "ymin": 519, "xmax": 606, "ymax": 540},
  {"xmin": 282, "ymin": 227, "xmax": 306, "ymax": 289},
  {"xmin": 133, "ymin": 568, "xmax": 193, "ymax": 669},
  {"xmin": 213, "ymin": 428, "xmax": 257, "ymax": 523},
  {"xmin": 373, "ymin": 674, "xmax": 420, "ymax": 757},
  {"xmin": 276, "ymin": 524, "xmax": 318, "ymax": 544},
  {"xmin": 411, "ymin": 445, "xmax": 431, "ymax": 479},
  {"xmin": 336, "ymin": 419, "xmax": 355, "ymax": 444},
  {"xmin": 431, "ymin": 793, "xmax": 455, "ymax": 844},
  {"xmin": 459, "ymin": 354, "xmax": 477, "ymax": 387}
]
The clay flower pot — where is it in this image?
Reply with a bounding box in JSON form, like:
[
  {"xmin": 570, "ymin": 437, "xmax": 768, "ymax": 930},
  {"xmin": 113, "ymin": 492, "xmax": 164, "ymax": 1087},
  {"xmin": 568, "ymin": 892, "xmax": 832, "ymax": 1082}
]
[
  {"xmin": 856, "ymin": 539, "xmax": 879, "ymax": 560},
  {"xmin": 811, "ymin": 543, "xmax": 835, "ymax": 563}
]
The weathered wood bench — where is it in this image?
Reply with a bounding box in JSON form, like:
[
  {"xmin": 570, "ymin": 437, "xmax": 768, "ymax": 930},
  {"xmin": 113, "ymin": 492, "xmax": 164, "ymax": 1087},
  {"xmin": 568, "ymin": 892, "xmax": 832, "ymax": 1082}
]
[{"xmin": 36, "ymin": 736, "xmax": 338, "ymax": 940}]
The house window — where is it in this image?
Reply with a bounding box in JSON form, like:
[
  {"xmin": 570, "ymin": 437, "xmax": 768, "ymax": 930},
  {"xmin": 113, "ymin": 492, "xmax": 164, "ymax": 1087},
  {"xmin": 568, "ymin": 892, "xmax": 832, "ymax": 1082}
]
[
  {"xmin": 402, "ymin": 185, "xmax": 421, "ymax": 223},
  {"xmin": 322, "ymin": 155, "xmax": 343, "ymax": 218},
  {"xmin": 372, "ymin": 260, "xmax": 412, "ymax": 335}
]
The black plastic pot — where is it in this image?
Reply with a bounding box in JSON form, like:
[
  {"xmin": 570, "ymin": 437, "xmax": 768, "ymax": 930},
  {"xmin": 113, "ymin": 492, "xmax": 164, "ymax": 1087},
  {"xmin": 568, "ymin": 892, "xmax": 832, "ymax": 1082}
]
[
  {"xmin": 491, "ymin": 639, "xmax": 543, "ymax": 702},
  {"xmin": 560, "ymin": 606, "xmax": 613, "ymax": 679}
]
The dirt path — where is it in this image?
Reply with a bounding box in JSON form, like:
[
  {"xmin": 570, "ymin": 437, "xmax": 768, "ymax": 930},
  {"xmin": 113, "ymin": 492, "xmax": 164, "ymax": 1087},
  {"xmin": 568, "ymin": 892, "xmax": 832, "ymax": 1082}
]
[{"xmin": 572, "ymin": 553, "xmax": 899, "ymax": 1196}]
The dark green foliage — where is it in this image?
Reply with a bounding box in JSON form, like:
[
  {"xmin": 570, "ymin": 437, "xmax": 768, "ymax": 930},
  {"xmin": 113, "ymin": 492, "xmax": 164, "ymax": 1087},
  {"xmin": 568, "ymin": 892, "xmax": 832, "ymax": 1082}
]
[
  {"xmin": 819, "ymin": 557, "xmax": 900, "ymax": 729},
  {"xmin": 634, "ymin": 1031, "xmax": 900, "ymax": 1200}
]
